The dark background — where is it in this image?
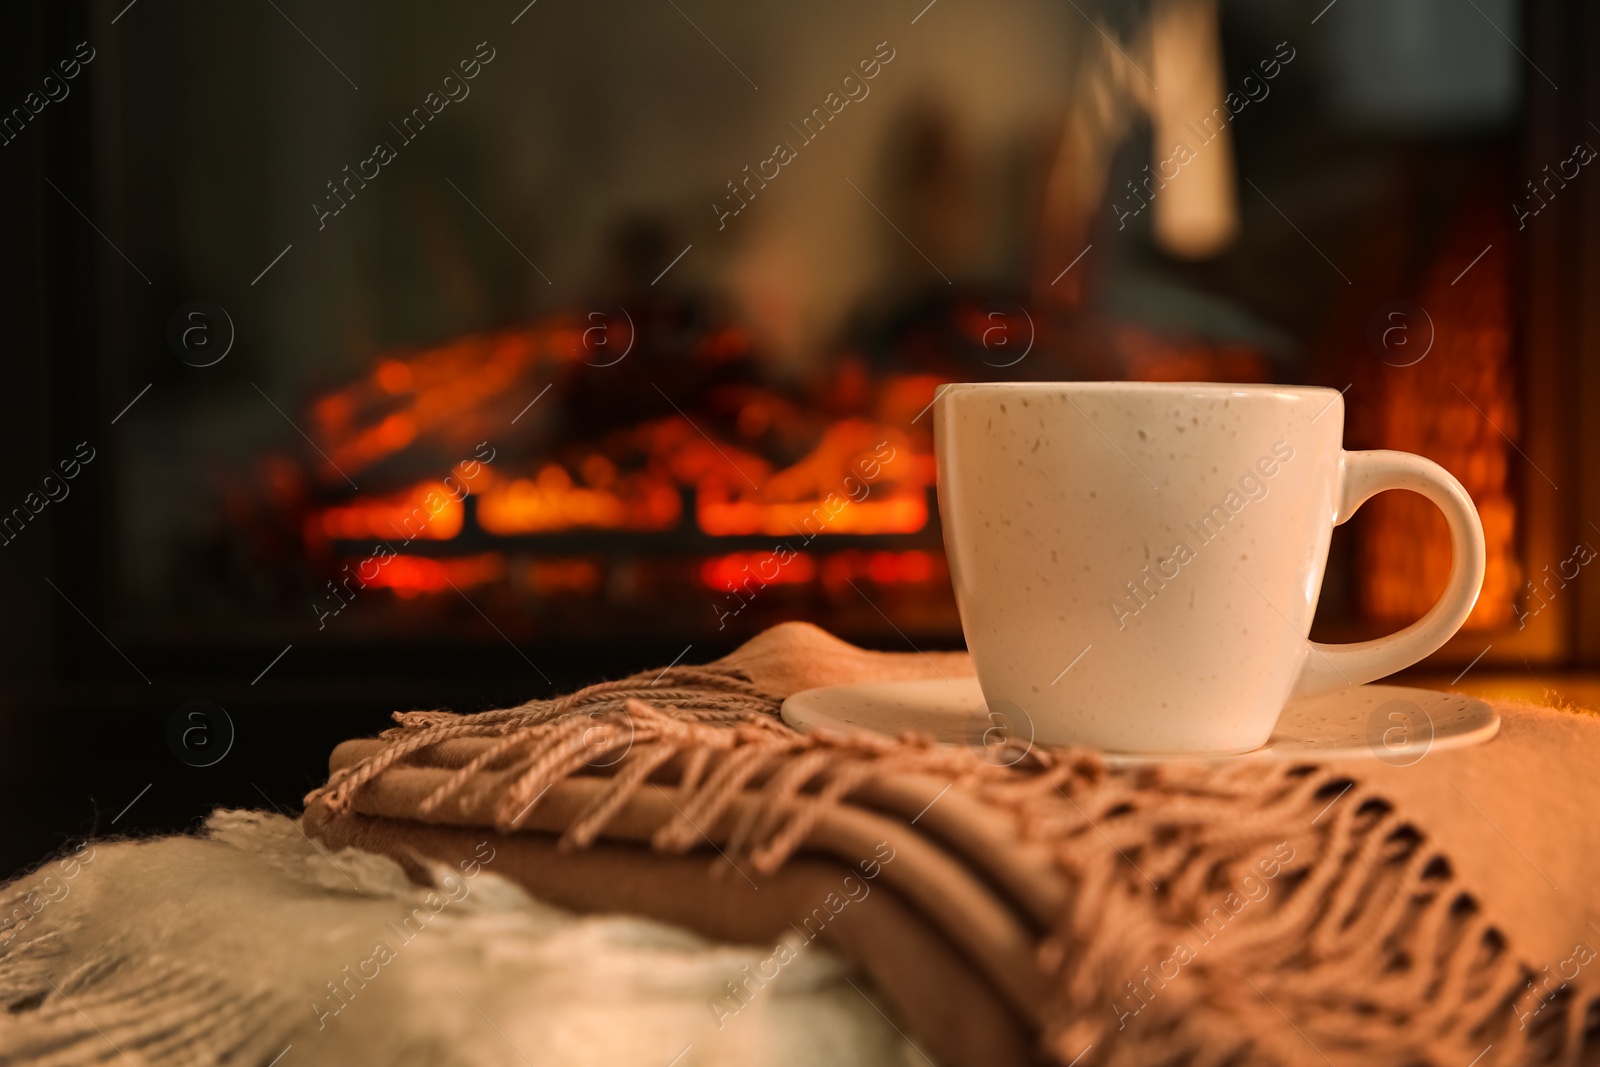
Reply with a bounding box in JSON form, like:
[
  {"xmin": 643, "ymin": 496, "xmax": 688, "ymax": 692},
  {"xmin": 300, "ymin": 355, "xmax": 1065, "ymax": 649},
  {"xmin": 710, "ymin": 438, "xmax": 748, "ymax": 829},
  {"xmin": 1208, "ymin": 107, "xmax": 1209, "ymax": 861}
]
[{"xmin": 3, "ymin": 0, "xmax": 1598, "ymax": 881}]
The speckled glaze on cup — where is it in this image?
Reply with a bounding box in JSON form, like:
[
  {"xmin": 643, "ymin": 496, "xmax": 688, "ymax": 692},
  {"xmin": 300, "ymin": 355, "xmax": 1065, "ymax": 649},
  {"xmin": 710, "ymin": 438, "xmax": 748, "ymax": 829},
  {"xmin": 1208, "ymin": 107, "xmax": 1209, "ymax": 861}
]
[{"xmin": 934, "ymin": 382, "xmax": 1486, "ymax": 754}]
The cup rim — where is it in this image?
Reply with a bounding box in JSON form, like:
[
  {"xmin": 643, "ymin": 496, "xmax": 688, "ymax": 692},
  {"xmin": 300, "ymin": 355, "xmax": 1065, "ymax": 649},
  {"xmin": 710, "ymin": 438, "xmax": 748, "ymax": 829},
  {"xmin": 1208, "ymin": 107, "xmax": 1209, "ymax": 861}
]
[{"xmin": 936, "ymin": 381, "xmax": 1339, "ymax": 401}]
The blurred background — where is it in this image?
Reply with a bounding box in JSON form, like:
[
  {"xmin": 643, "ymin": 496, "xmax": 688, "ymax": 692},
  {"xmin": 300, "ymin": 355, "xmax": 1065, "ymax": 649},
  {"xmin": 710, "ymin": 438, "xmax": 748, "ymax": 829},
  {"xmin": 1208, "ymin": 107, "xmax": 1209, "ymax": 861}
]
[{"xmin": 2, "ymin": 0, "xmax": 1597, "ymax": 874}]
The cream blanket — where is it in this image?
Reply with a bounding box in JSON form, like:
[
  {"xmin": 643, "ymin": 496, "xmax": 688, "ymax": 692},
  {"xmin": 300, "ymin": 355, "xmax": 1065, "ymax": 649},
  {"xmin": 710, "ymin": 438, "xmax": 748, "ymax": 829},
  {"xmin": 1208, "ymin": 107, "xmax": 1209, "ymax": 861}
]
[{"xmin": 0, "ymin": 810, "xmax": 911, "ymax": 1066}]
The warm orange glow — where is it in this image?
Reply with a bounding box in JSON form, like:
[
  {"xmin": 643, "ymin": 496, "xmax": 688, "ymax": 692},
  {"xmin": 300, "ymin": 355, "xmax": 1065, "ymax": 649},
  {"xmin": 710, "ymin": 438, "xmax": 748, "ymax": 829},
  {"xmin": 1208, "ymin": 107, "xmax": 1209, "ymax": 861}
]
[
  {"xmin": 303, "ymin": 320, "xmax": 948, "ymax": 604},
  {"xmin": 701, "ymin": 552, "xmax": 816, "ymax": 590},
  {"xmin": 695, "ymin": 418, "xmax": 933, "ymax": 536},
  {"xmin": 1357, "ymin": 199, "xmax": 1517, "ymax": 631},
  {"xmin": 375, "ymin": 360, "xmax": 413, "ymax": 393},
  {"xmin": 697, "ymin": 549, "xmax": 940, "ymax": 593},
  {"xmin": 528, "ymin": 558, "xmax": 603, "ymax": 596},
  {"xmin": 703, "ymin": 326, "xmax": 754, "ymax": 363},
  {"xmin": 580, "ymin": 454, "xmax": 618, "ymax": 489},
  {"xmin": 1117, "ymin": 325, "xmax": 1269, "ymax": 383},
  {"xmin": 312, "ymin": 326, "xmax": 547, "ymax": 476},
  {"xmin": 308, "ymin": 403, "xmax": 938, "ymax": 549},
  {"xmin": 357, "ymin": 552, "xmax": 505, "ymax": 598},
  {"xmin": 820, "ymin": 550, "xmax": 942, "ymax": 590},
  {"xmin": 310, "ymin": 482, "xmax": 465, "ymax": 543},
  {"xmin": 478, "ymin": 473, "xmax": 681, "ymax": 535},
  {"xmin": 697, "ymin": 491, "xmax": 927, "ymax": 537},
  {"xmin": 311, "ymin": 314, "xmax": 775, "ymax": 482},
  {"xmin": 644, "ymin": 419, "xmax": 773, "ymax": 489}
]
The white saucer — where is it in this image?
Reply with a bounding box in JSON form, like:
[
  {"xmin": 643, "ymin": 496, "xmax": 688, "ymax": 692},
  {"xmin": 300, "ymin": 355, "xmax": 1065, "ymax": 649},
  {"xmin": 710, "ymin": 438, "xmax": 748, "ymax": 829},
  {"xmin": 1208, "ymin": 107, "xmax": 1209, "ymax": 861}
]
[{"xmin": 780, "ymin": 678, "xmax": 1499, "ymax": 766}]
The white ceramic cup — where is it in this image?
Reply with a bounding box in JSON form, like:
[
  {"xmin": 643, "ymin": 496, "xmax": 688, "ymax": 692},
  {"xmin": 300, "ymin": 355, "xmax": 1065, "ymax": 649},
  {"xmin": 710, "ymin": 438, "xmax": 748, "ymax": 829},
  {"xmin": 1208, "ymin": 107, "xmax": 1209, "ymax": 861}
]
[{"xmin": 934, "ymin": 382, "xmax": 1486, "ymax": 754}]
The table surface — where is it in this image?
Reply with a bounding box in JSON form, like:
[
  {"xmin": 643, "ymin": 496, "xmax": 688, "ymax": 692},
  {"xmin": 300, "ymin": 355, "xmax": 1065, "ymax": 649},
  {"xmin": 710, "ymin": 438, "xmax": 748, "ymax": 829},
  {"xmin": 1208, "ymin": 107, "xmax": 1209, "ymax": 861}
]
[{"xmin": 1410, "ymin": 670, "xmax": 1600, "ymax": 714}]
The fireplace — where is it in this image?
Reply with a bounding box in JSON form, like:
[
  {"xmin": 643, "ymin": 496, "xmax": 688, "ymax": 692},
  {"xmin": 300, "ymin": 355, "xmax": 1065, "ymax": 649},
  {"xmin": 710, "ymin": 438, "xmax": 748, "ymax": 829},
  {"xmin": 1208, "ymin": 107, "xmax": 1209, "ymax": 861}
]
[
  {"xmin": 290, "ymin": 297, "xmax": 953, "ymax": 645},
  {"xmin": 6, "ymin": 0, "xmax": 1599, "ymax": 702}
]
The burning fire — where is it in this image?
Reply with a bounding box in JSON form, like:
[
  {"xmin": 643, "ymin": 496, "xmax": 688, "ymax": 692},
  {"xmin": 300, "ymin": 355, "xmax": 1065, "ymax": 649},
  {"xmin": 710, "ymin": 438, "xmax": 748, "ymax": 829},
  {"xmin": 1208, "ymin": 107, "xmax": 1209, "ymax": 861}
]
[
  {"xmin": 309, "ymin": 481, "xmax": 465, "ymax": 544},
  {"xmin": 477, "ymin": 464, "xmax": 683, "ymax": 535},
  {"xmin": 697, "ymin": 420, "xmax": 930, "ymax": 537},
  {"xmin": 300, "ymin": 315, "xmax": 943, "ymax": 601},
  {"xmin": 351, "ymin": 552, "xmax": 505, "ymax": 598},
  {"xmin": 699, "ymin": 549, "xmax": 942, "ymax": 593}
]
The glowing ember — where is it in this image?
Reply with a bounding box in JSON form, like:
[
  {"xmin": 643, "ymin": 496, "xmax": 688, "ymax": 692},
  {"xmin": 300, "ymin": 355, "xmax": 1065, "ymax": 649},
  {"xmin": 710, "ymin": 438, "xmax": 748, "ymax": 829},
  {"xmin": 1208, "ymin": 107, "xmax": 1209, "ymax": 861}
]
[
  {"xmin": 819, "ymin": 549, "xmax": 942, "ymax": 590},
  {"xmin": 526, "ymin": 558, "xmax": 603, "ymax": 596},
  {"xmin": 702, "ymin": 552, "xmax": 816, "ymax": 590},
  {"xmin": 352, "ymin": 552, "xmax": 505, "ymax": 598},
  {"xmin": 311, "ymin": 322, "xmax": 588, "ymax": 477},
  {"xmin": 299, "ymin": 317, "xmax": 949, "ymax": 622},
  {"xmin": 478, "ymin": 466, "xmax": 681, "ymax": 535},
  {"xmin": 697, "ymin": 492, "xmax": 926, "ymax": 537},
  {"xmin": 696, "ymin": 421, "xmax": 931, "ymax": 536},
  {"xmin": 310, "ymin": 481, "xmax": 464, "ymax": 543}
]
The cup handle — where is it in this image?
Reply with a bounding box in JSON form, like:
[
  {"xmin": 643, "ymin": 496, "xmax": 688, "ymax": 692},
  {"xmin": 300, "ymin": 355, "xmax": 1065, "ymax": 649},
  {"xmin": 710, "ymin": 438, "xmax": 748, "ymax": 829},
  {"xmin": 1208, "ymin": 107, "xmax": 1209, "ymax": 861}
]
[{"xmin": 1291, "ymin": 449, "xmax": 1487, "ymax": 700}]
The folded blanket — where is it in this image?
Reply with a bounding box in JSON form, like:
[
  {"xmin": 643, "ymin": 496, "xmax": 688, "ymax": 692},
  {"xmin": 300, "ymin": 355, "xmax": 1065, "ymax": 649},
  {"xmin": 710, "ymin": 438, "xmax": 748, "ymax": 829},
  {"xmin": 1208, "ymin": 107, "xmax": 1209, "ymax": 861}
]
[{"xmin": 305, "ymin": 623, "xmax": 1600, "ymax": 1067}]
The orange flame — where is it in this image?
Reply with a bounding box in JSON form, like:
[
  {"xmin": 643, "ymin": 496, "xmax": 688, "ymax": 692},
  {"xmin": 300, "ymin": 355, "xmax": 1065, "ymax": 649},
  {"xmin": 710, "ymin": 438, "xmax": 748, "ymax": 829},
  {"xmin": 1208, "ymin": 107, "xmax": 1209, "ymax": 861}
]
[
  {"xmin": 701, "ymin": 552, "xmax": 817, "ymax": 590},
  {"xmin": 478, "ymin": 464, "xmax": 681, "ymax": 535},
  {"xmin": 310, "ymin": 481, "xmax": 465, "ymax": 543},
  {"xmin": 303, "ymin": 330, "xmax": 950, "ymax": 602},
  {"xmin": 354, "ymin": 552, "xmax": 505, "ymax": 598}
]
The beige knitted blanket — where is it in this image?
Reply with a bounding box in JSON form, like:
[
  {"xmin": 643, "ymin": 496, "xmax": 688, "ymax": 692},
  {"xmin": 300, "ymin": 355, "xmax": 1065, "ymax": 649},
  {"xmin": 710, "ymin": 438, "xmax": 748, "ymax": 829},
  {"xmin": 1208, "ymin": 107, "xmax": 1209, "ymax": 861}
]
[{"xmin": 304, "ymin": 623, "xmax": 1600, "ymax": 1067}]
